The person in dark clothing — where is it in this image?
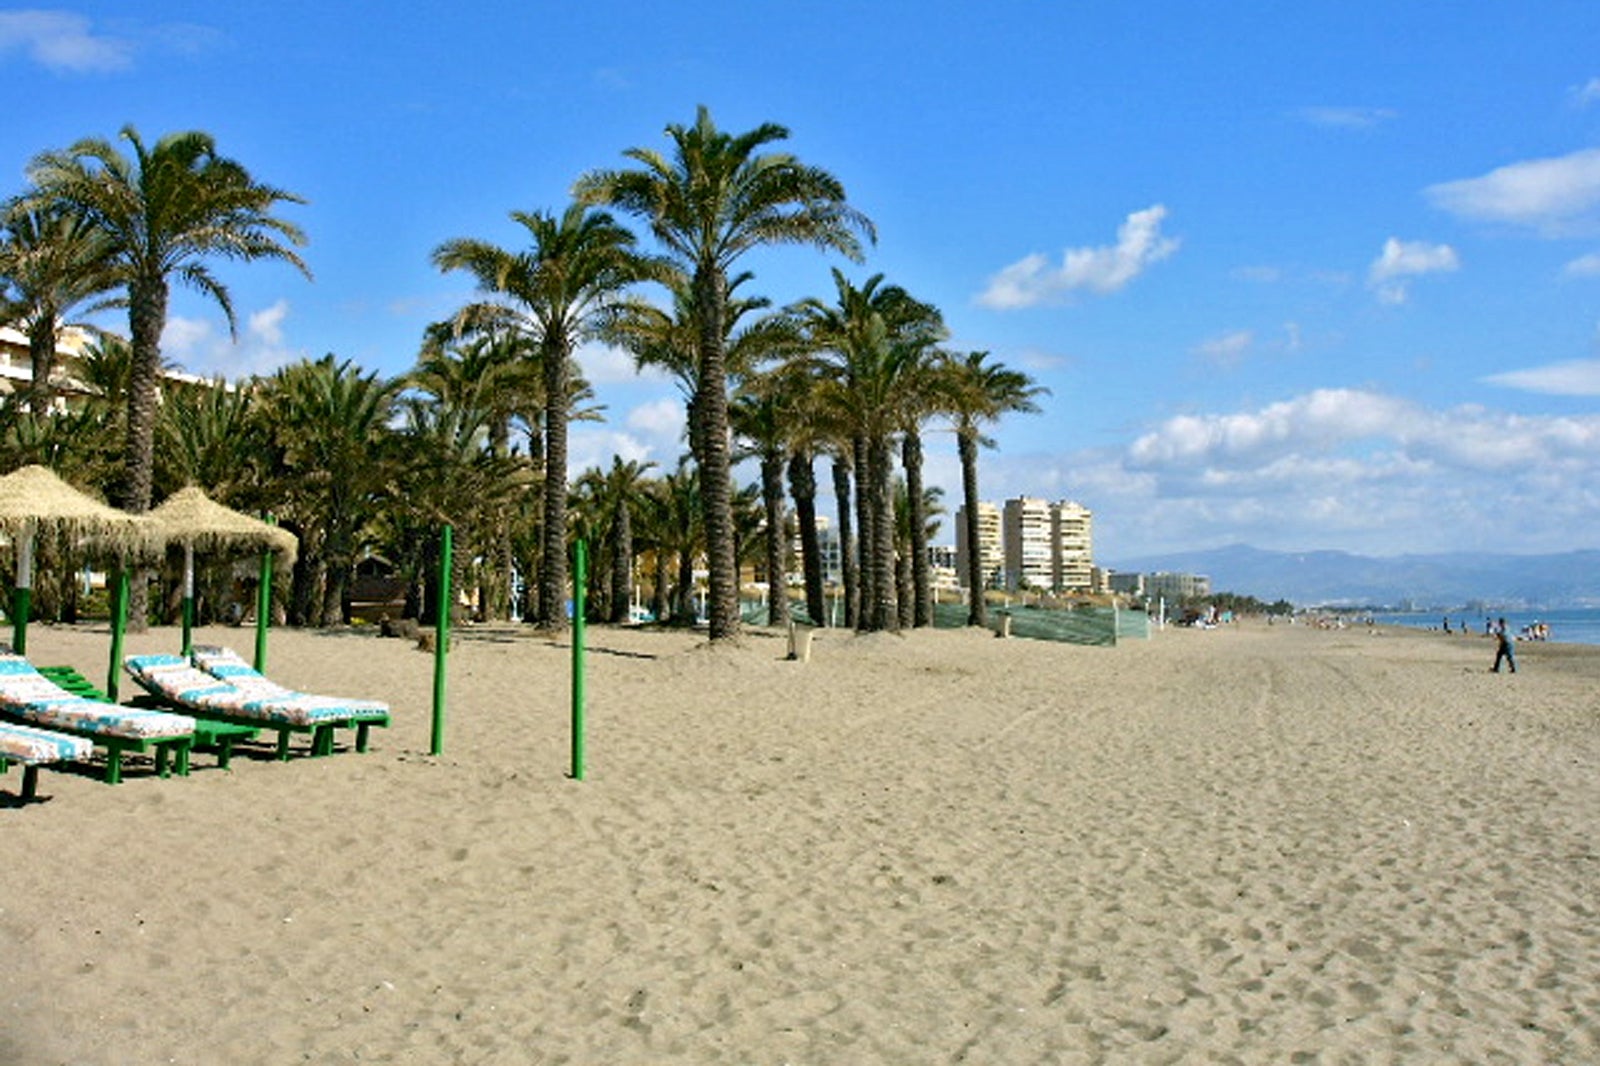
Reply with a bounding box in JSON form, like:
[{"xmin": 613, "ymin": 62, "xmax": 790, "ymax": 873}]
[{"xmin": 1491, "ymin": 617, "xmax": 1516, "ymax": 674}]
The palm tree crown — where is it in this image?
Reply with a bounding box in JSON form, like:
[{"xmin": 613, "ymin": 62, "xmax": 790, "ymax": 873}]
[
  {"xmin": 24, "ymin": 125, "xmax": 308, "ymax": 515},
  {"xmin": 434, "ymin": 202, "xmax": 650, "ymax": 631},
  {"xmin": 575, "ymin": 105, "xmax": 874, "ymax": 640}
]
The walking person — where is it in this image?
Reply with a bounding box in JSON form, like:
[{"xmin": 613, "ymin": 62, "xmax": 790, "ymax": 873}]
[{"xmin": 1491, "ymin": 617, "xmax": 1517, "ymax": 674}]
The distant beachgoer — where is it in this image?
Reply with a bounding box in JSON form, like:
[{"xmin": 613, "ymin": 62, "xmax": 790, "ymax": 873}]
[{"xmin": 1491, "ymin": 617, "xmax": 1516, "ymax": 674}]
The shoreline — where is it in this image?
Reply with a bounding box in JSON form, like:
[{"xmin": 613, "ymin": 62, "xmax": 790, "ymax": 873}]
[{"xmin": 3, "ymin": 619, "xmax": 1598, "ymax": 1063}]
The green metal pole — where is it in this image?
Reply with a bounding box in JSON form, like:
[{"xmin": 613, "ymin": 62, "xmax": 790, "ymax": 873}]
[
  {"xmin": 106, "ymin": 566, "xmax": 128, "ymax": 702},
  {"xmin": 11, "ymin": 588, "xmax": 28, "ymax": 655},
  {"xmin": 254, "ymin": 522, "xmax": 274, "ymax": 673},
  {"xmin": 181, "ymin": 544, "xmax": 195, "ymax": 657},
  {"xmin": 571, "ymin": 539, "xmax": 586, "ymax": 781},
  {"xmin": 431, "ymin": 524, "xmax": 452, "ymax": 757},
  {"xmin": 12, "ymin": 523, "xmax": 34, "ymax": 654}
]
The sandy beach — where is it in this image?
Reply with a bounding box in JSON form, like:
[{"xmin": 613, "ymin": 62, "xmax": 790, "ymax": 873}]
[{"xmin": 2, "ymin": 618, "xmax": 1598, "ymax": 1064}]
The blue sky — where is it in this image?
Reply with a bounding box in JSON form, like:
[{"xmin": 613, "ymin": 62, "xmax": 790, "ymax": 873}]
[{"xmin": 4, "ymin": 2, "xmax": 1600, "ymax": 562}]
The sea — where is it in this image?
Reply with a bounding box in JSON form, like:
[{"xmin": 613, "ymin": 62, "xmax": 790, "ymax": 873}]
[{"xmin": 1368, "ymin": 607, "xmax": 1600, "ymax": 647}]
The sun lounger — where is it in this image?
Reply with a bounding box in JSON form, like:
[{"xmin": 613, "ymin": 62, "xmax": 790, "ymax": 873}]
[
  {"xmin": 0, "ymin": 721, "xmax": 94, "ymax": 800},
  {"xmin": 38, "ymin": 664, "xmax": 259, "ymax": 770},
  {"xmin": 0, "ymin": 651, "xmax": 196, "ymax": 784},
  {"xmin": 125, "ymin": 651, "xmax": 389, "ymax": 760}
]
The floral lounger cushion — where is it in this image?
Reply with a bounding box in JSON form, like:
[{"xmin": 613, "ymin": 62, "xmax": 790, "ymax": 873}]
[
  {"xmin": 0, "ymin": 654, "xmax": 195, "ymax": 740},
  {"xmin": 190, "ymin": 646, "xmax": 389, "ymax": 720},
  {"xmin": 125, "ymin": 654, "xmax": 355, "ymax": 729},
  {"xmin": 0, "ymin": 720, "xmax": 94, "ymax": 764}
]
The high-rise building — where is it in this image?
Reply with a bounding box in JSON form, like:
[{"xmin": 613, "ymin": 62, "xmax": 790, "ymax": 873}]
[
  {"xmin": 1052, "ymin": 500, "xmax": 1094, "ymax": 592},
  {"xmin": 1002, "ymin": 497, "xmax": 1054, "ymax": 591},
  {"xmin": 954, "ymin": 502, "xmax": 1002, "ymax": 589}
]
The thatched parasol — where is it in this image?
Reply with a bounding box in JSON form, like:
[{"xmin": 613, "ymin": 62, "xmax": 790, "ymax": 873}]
[
  {"xmin": 148, "ymin": 486, "xmax": 297, "ymax": 565},
  {"xmin": 0, "ymin": 464, "xmax": 153, "ymax": 654},
  {"xmin": 148, "ymin": 486, "xmax": 298, "ymax": 657}
]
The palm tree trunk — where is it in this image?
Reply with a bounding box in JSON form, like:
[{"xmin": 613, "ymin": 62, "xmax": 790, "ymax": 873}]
[
  {"xmin": 959, "ymin": 428, "xmax": 986, "ymax": 628},
  {"xmin": 538, "ymin": 336, "xmax": 570, "ymax": 631},
  {"xmin": 868, "ymin": 434, "xmax": 897, "ymax": 631},
  {"xmin": 902, "ymin": 427, "xmax": 931, "ymax": 628},
  {"xmin": 694, "ymin": 266, "xmax": 740, "ymax": 641},
  {"xmin": 788, "ymin": 450, "xmax": 826, "ymax": 628},
  {"xmin": 831, "ymin": 455, "xmax": 857, "ymax": 629},
  {"xmin": 609, "ymin": 505, "xmax": 632, "ymax": 624},
  {"xmin": 675, "ymin": 547, "xmax": 696, "ymax": 624},
  {"xmin": 852, "ymin": 435, "xmax": 873, "ymax": 628},
  {"xmin": 651, "ymin": 550, "xmax": 669, "ymax": 623},
  {"xmin": 897, "ymin": 550, "xmax": 913, "ymax": 630},
  {"xmin": 121, "ymin": 276, "xmax": 168, "ymax": 631},
  {"xmin": 25, "ymin": 312, "xmax": 60, "ymax": 411},
  {"xmin": 761, "ymin": 449, "xmax": 786, "ymax": 626}
]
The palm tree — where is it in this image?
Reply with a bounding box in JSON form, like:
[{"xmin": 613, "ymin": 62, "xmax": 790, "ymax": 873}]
[
  {"xmin": 154, "ymin": 377, "xmax": 261, "ymax": 496},
  {"xmin": 937, "ymin": 351, "xmax": 1047, "ymax": 627},
  {"xmin": 576, "ymin": 105, "xmax": 874, "ymax": 641},
  {"xmin": 408, "ymin": 323, "xmax": 544, "ymax": 620},
  {"xmin": 0, "ymin": 196, "xmax": 119, "ymax": 409},
  {"xmin": 792, "ymin": 270, "xmax": 945, "ymax": 631},
  {"xmin": 575, "ymin": 456, "xmax": 657, "ymax": 624},
  {"xmin": 24, "ymin": 126, "xmax": 308, "ymax": 518},
  {"xmin": 259, "ymin": 355, "xmax": 398, "ymax": 626},
  {"xmin": 434, "ymin": 202, "xmax": 648, "ymax": 632},
  {"xmin": 731, "ymin": 381, "xmax": 793, "ymax": 626}
]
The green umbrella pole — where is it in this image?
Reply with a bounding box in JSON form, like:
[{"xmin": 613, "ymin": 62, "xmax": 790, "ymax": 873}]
[
  {"xmin": 571, "ymin": 539, "xmax": 586, "ymax": 781},
  {"xmin": 431, "ymin": 524, "xmax": 452, "ymax": 757},
  {"xmin": 106, "ymin": 567, "xmax": 129, "ymax": 701},
  {"xmin": 181, "ymin": 544, "xmax": 195, "ymax": 657},
  {"xmin": 254, "ymin": 520, "xmax": 275, "ymax": 673},
  {"xmin": 11, "ymin": 523, "xmax": 33, "ymax": 654}
]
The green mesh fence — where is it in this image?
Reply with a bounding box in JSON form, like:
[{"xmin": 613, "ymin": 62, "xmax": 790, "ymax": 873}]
[
  {"xmin": 933, "ymin": 601, "xmax": 1150, "ymax": 646},
  {"xmin": 739, "ymin": 597, "xmax": 1151, "ymax": 645}
]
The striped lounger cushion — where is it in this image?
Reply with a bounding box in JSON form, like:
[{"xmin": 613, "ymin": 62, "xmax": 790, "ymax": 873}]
[
  {"xmin": 191, "ymin": 646, "xmax": 389, "ymax": 719},
  {"xmin": 0, "ymin": 721, "xmax": 94, "ymax": 764},
  {"xmin": 125, "ymin": 654, "xmax": 351, "ymax": 728},
  {"xmin": 0, "ymin": 654, "xmax": 195, "ymax": 739}
]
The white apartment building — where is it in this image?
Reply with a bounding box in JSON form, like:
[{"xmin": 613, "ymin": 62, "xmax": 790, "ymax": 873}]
[
  {"xmin": 1052, "ymin": 499, "xmax": 1094, "ymax": 592},
  {"xmin": 954, "ymin": 501, "xmax": 1003, "ymax": 590},
  {"xmin": 1003, "ymin": 496, "xmax": 1054, "ymax": 591}
]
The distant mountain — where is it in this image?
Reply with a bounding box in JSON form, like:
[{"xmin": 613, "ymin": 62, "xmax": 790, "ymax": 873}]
[{"xmin": 1104, "ymin": 543, "xmax": 1600, "ymax": 608}]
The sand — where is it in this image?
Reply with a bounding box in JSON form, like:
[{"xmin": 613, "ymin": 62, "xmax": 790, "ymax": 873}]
[{"xmin": 2, "ymin": 618, "xmax": 1598, "ymax": 1064}]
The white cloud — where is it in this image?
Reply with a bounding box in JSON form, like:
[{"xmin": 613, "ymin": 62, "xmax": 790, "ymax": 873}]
[
  {"xmin": 625, "ymin": 396, "xmax": 685, "ymax": 440},
  {"xmin": 1193, "ymin": 329, "xmax": 1254, "ymax": 368},
  {"xmin": 0, "ymin": 10, "xmax": 131, "ymax": 72},
  {"xmin": 575, "ymin": 341, "xmax": 670, "ymax": 386},
  {"xmin": 1296, "ymin": 106, "xmax": 1397, "ymax": 130},
  {"xmin": 1483, "ymin": 358, "xmax": 1600, "ymax": 397},
  {"xmin": 160, "ymin": 301, "xmax": 305, "ymax": 379},
  {"xmin": 1426, "ymin": 148, "xmax": 1600, "ymax": 234},
  {"xmin": 1003, "ymin": 388, "xmax": 1600, "ymax": 557},
  {"xmin": 1563, "ymin": 252, "xmax": 1600, "ymax": 278},
  {"xmin": 1368, "ymin": 237, "xmax": 1458, "ymax": 304},
  {"xmin": 248, "ymin": 300, "xmax": 289, "ymax": 347},
  {"xmin": 1570, "ymin": 78, "xmax": 1600, "ymax": 107},
  {"xmin": 977, "ymin": 205, "xmax": 1179, "ymax": 309}
]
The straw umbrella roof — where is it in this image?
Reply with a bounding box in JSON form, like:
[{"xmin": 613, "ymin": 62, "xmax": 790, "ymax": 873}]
[
  {"xmin": 147, "ymin": 486, "xmax": 298, "ymax": 565},
  {"xmin": 0, "ymin": 464, "xmax": 154, "ymax": 554}
]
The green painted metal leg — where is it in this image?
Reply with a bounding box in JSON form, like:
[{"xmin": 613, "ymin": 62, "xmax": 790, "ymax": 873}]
[
  {"xmin": 22, "ymin": 765, "xmax": 38, "ymax": 801},
  {"xmin": 155, "ymin": 746, "xmax": 170, "ymax": 778},
  {"xmin": 105, "ymin": 749, "xmax": 122, "ymax": 785},
  {"xmin": 175, "ymin": 742, "xmax": 191, "ymax": 777},
  {"xmin": 275, "ymin": 730, "xmax": 290, "ymax": 761},
  {"xmin": 216, "ymin": 737, "xmax": 234, "ymax": 770},
  {"xmin": 311, "ymin": 725, "xmax": 334, "ymax": 757},
  {"xmin": 356, "ymin": 722, "xmax": 372, "ymax": 753}
]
